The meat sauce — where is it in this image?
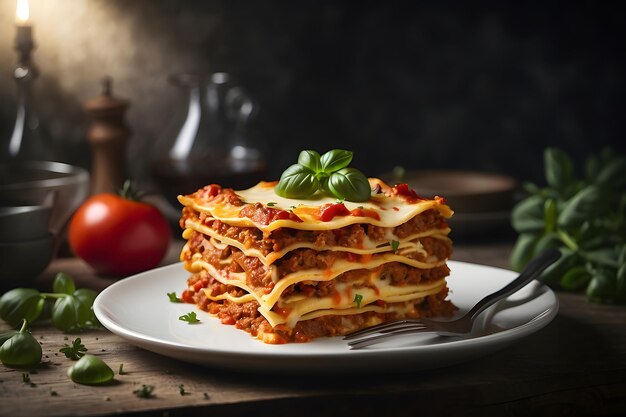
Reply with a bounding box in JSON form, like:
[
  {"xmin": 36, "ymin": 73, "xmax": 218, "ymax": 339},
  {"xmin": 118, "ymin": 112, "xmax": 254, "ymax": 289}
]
[
  {"xmin": 187, "ymin": 271, "xmax": 455, "ymax": 344},
  {"xmin": 181, "ymin": 207, "xmax": 448, "ymax": 256}
]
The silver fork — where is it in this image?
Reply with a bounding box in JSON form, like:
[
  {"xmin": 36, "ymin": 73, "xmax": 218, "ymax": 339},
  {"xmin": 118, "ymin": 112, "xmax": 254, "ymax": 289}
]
[{"xmin": 344, "ymin": 248, "xmax": 561, "ymax": 349}]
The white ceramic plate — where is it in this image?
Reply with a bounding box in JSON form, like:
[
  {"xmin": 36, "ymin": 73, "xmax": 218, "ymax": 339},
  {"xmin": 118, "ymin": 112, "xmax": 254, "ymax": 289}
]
[{"xmin": 93, "ymin": 261, "xmax": 558, "ymax": 374}]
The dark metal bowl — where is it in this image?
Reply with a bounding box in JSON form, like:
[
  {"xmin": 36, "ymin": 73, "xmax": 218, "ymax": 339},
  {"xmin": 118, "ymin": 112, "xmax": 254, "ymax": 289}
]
[
  {"xmin": 0, "ymin": 205, "xmax": 52, "ymax": 242},
  {"xmin": 0, "ymin": 233, "xmax": 55, "ymax": 289},
  {"xmin": 0, "ymin": 160, "xmax": 89, "ymax": 235}
]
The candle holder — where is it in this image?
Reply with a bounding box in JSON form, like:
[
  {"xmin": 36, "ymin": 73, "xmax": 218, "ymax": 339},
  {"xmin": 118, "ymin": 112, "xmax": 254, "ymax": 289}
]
[{"xmin": 3, "ymin": 20, "xmax": 48, "ymax": 162}]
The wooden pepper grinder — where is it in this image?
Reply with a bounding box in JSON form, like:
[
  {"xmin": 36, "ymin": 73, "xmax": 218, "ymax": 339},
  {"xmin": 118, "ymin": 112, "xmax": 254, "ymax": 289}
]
[{"xmin": 83, "ymin": 77, "xmax": 131, "ymax": 195}]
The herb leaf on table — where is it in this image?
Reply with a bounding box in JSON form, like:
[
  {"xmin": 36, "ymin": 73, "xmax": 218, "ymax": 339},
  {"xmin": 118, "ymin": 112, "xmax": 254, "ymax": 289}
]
[{"xmin": 60, "ymin": 338, "xmax": 88, "ymax": 360}]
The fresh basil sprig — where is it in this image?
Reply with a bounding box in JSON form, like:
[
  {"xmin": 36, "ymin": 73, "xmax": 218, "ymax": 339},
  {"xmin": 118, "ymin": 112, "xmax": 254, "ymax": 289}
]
[
  {"xmin": 510, "ymin": 147, "xmax": 626, "ymax": 304},
  {"xmin": 0, "ymin": 273, "xmax": 101, "ymax": 331},
  {"xmin": 275, "ymin": 149, "xmax": 371, "ymax": 202}
]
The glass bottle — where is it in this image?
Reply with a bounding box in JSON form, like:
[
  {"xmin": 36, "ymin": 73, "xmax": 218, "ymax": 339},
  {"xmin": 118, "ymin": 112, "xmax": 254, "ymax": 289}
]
[{"xmin": 150, "ymin": 73, "xmax": 266, "ymax": 208}]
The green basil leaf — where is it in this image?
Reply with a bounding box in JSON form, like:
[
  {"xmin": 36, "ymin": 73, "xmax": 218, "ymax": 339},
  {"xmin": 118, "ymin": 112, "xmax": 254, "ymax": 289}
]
[
  {"xmin": 73, "ymin": 289, "xmax": 99, "ymax": 327},
  {"xmin": 0, "ymin": 327, "xmax": 42, "ymax": 369},
  {"xmin": 67, "ymin": 354, "xmax": 114, "ymax": 385},
  {"xmin": 53, "ymin": 272, "xmax": 76, "ymax": 295},
  {"xmin": 558, "ymin": 185, "xmax": 604, "ymax": 228},
  {"xmin": 0, "ymin": 288, "xmax": 44, "ymax": 327},
  {"xmin": 320, "ymin": 149, "xmax": 353, "ymax": 173},
  {"xmin": 586, "ymin": 270, "xmax": 617, "ymax": 304},
  {"xmin": 618, "ymin": 245, "xmax": 626, "ymax": 267},
  {"xmin": 297, "ymin": 150, "xmax": 322, "ymax": 173},
  {"xmin": 578, "ymin": 221, "xmax": 606, "ymax": 250},
  {"xmin": 560, "ymin": 266, "xmax": 592, "ymax": 291},
  {"xmin": 0, "ymin": 329, "xmax": 18, "ymax": 346},
  {"xmin": 540, "ymin": 248, "xmax": 577, "ymax": 285},
  {"xmin": 544, "ymin": 198, "xmax": 557, "ymax": 232},
  {"xmin": 534, "ymin": 232, "xmax": 561, "ymax": 256},
  {"xmin": 274, "ymin": 164, "xmax": 319, "ymax": 199},
  {"xmin": 522, "ymin": 181, "xmax": 541, "ymax": 195},
  {"xmin": 511, "ymin": 195, "xmax": 546, "ymax": 233},
  {"xmin": 510, "ymin": 233, "xmax": 540, "ymax": 272},
  {"xmin": 596, "ymin": 156, "xmax": 626, "ymax": 187},
  {"xmin": 319, "ymin": 175, "xmax": 330, "ymax": 194},
  {"xmin": 544, "ymin": 148, "xmax": 573, "ymax": 190},
  {"xmin": 327, "ymin": 168, "xmax": 371, "ymax": 202},
  {"xmin": 583, "ymin": 248, "xmax": 620, "ymax": 269},
  {"xmin": 51, "ymin": 296, "xmax": 80, "ymax": 332},
  {"xmin": 616, "ymin": 264, "xmax": 626, "ymax": 301}
]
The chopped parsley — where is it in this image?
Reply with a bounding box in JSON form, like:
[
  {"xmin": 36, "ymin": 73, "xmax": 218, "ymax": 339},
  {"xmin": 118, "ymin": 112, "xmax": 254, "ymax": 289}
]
[
  {"xmin": 167, "ymin": 292, "xmax": 182, "ymax": 303},
  {"xmin": 133, "ymin": 384, "xmax": 155, "ymax": 398},
  {"xmin": 59, "ymin": 338, "xmax": 88, "ymax": 360},
  {"xmin": 354, "ymin": 294, "xmax": 363, "ymax": 309},
  {"xmin": 267, "ymin": 202, "xmax": 277, "ymax": 207},
  {"xmin": 390, "ymin": 240, "xmax": 400, "ymax": 253},
  {"xmin": 179, "ymin": 312, "xmax": 200, "ymax": 324},
  {"xmin": 179, "ymin": 384, "xmax": 187, "ymax": 395}
]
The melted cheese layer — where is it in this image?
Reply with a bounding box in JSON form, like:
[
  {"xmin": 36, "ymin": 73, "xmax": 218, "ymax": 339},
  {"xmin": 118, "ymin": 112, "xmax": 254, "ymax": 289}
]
[{"xmin": 178, "ymin": 179, "xmax": 453, "ymax": 232}]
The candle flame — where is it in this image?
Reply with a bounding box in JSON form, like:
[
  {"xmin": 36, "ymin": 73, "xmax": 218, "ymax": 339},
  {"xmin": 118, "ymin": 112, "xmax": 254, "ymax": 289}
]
[{"xmin": 16, "ymin": 0, "xmax": 30, "ymax": 24}]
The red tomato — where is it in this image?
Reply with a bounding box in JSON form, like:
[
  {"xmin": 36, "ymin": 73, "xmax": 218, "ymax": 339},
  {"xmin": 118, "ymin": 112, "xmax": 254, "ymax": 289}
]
[{"xmin": 68, "ymin": 194, "xmax": 171, "ymax": 276}]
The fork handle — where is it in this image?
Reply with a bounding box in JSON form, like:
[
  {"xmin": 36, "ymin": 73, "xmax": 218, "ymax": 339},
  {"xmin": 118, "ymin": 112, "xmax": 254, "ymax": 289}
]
[{"xmin": 465, "ymin": 249, "xmax": 561, "ymax": 320}]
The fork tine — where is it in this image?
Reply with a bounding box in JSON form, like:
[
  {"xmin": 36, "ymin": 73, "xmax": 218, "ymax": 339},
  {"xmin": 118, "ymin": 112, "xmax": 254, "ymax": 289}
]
[
  {"xmin": 344, "ymin": 323, "xmax": 428, "ymax": 341},
  {"xmin": 347, "ymin": 326, "xmax": 431, "ymax": 349},
  {"xmin": 343, "ymin": 319, "xmax": 423, "ymax": 340}
]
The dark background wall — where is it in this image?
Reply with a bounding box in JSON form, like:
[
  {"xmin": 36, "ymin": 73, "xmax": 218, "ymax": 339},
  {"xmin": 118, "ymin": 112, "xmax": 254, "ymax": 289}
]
[{"xmin": 0, "ymin": 0, "xmax": 624, "ymax": 188}]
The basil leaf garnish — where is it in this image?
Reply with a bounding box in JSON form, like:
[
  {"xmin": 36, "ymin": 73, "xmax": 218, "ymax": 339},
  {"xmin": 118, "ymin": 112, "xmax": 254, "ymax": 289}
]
[
  {"xmin": 320, "ymin": 149, "xmax": 353, "ymax": 173},
  {"xmin": 297, "ymin": 150, "xmax": 322, "ymax": 173},
  {"xmin": 275, "ymin": 149, "xmax": 371, "ymax": 202},
  {"xmin": 275, "ymin": 164, "xmax": 320, "ymax": 199},
  {"xmin": 327, "ymin": 168, "xmax": 371, "ymax": 202}
]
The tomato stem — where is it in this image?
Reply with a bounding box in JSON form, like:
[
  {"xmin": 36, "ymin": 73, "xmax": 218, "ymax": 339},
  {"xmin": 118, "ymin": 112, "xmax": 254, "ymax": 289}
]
[{"xmin": 120, "ymin": 179, "xmax": 136, "ymax": 201}]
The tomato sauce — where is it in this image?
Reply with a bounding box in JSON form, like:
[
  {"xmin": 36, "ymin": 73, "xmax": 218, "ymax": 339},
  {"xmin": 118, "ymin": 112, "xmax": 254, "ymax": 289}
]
[
  {"xmin": 390, "ymin": 183, "xmax": 426, "ymax": 203},
  {"xmin": 319, "ymin": 203, "xmax": 350, "ymax": 221},
  {"xmin": 349, "ymin": 207, "xmax": 380, "ymax": 221},
  {"xmin": 239, "ymin": 203, "xmax": 303, "ymax": 225},
  {"xmin": 319, "ymin": 203, "xmax": 381, "ymax": 222}
]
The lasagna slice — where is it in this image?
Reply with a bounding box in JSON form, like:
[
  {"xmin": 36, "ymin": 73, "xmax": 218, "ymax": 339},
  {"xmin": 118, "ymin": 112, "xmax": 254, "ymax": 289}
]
[{"xmin": 178, "ymin": 179, "xmax": 455, "ymax": 344}]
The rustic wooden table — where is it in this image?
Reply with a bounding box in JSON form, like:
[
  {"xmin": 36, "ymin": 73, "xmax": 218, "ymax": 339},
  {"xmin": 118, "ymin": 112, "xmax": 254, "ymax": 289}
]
[{"xmin": 1, "ymin": 240, "xmax": 625, "ymax": 417}]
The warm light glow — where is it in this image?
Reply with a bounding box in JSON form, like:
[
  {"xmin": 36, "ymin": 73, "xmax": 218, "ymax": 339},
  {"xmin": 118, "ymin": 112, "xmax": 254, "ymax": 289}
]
[{"xmin": 16, "ymin": 0, "xmax": 30, "ymax": 25}]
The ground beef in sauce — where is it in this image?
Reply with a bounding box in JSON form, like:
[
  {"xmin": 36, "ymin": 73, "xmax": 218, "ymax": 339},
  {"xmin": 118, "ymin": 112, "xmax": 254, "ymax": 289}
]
[
  {"xmin": 181, "ymin": 207, "xmax": 448, "ymax": 255},
  {"xmin": 183, "ymin": 230, "xmax": 452, "ymax": 294}
]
